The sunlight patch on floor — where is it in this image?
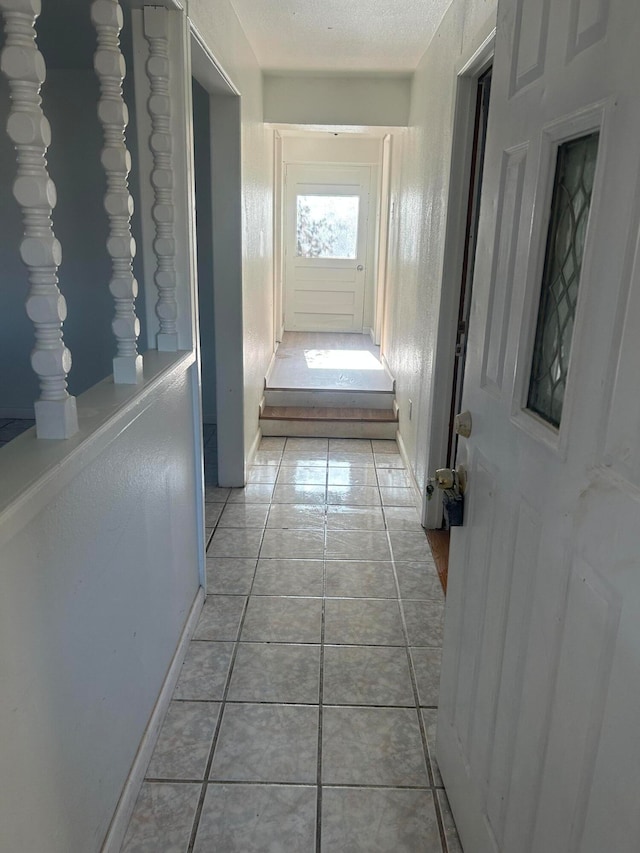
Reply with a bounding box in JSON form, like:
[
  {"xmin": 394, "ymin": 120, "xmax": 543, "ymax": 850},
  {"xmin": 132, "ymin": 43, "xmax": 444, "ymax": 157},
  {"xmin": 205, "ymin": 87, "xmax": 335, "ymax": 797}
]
[{"xmin": 304, "ymin": 349, "xmax": 384, "ymax": 371}]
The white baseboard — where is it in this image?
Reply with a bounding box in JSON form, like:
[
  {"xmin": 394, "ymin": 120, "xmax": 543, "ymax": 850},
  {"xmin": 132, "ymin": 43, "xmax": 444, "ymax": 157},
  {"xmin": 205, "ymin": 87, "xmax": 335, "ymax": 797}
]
[
  {"xmin": 100, "ymin": 586, "xmax": 205, "ymax": 853},
  {"xmin": 395, "ymin": 429, "xmax": 423, "ymax": 518},
  {"xmin": 0, "ymin": 407, "xmax": 34, "ymax": 419},
  {"xmin": 247, "ymin": 424, "xmax": 262, "ymax": 469},
  {"xmin": 264, "ymin": 343, "xmax": 279, "ymax": 387}
]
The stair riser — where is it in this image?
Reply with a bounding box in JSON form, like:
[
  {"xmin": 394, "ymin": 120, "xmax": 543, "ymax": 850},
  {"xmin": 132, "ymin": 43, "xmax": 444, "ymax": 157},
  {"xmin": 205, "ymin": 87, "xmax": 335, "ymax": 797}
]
[
  {"xmin": 264, "ymin": 389, "xmax": 395, "ymax": 410},
  {"xmin": 260, "ymin": 419, "xmax": 398, "ymax": 439}
]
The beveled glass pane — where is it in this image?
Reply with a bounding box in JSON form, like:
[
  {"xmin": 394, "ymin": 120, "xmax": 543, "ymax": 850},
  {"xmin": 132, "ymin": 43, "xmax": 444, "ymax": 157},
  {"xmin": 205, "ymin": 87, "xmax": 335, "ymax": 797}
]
[
  {"xmin": 296, "ymin": 195, "xmax": 359, "ymax": 259},
  {"xmin": 527, "ymin": 132, "xmax": 599, "ymax": 428}
]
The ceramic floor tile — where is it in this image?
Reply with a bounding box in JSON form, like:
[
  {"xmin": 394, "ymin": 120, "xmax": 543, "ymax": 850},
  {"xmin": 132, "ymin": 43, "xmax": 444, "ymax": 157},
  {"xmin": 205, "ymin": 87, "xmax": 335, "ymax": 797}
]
[
  {"xmin": 281, "ymin": 451, "xmax": 328, "ymax": 467},
  {"xmin": 206, "ymin": 558, "xmax": 257, "ymax": 595},
  {"xmin": 328, "ymin": 452, "xmax": 375, "ymax": 468},
  {"xmin": 323, "ymin": 645, "xmax": 415, "ymax": 706},
  {"xmin": 227, "ymin": 643, "xmax": 320, "ymax": 703},
  {"xmin": 253, "ymin": 450, "xmax": 283, "ymax": 466},
  {"xmin": 286, "ymin": 437, "xmax": 328, "ymax": 451},
  {"xmin": 217, "ymin": 504, "xmax": 269, "ymax": 529},
  {"xmin": 374, "ymin": 453, "xmax": 406, "ymax": 469},
  {"xmin": 246, "ymin": 465, "xmax": 279, "ymax": 484},
  {"xmin": 146, "ymin": 701, "xmax": 220, "ymax": 780},
  {"xmin": 321, "ymin": 787, "xmax": 443, "ymax": 853},
  {"xmin": 325, "ymin": 505, "xmax": 386, "ymax": 530},
  {"xmin": 411, "ymin": 647, "xmax": 442, "ymax": 706},
  {"xmin": 276, "ymin": 466, "xmax": 327, "ymax": 485},
  {"xmin": 193, "ymin": 784, "xmax": 317, "ymax": 853},
  {"xmin": 383, "ymin": 505, "xmax": 424, "ymax": 531},
  {"xmin": 322, "ymin": 706, "xmax": 428, "ymax": 786},
  {"xmin": 211, "ymin": 703, "xmax": 318, "ymax": 782},
  {"xmin": 324, "ymin": 560, "xmax": 397, "ymax": 598},
  {"xmin": 396, "ymin": 562, "xmax": 443, "ymax": 600},
  {"xmin": 227, "ymin": 484, "xmax": 274, "ymax": 504},
  {"xmin": 376, "ymin": 468, "xmax": 412, "ymax": 488},
  {"xmin": 380, "ymin": 487, "xmax": 417, "ymax": 507},
  {"xmin": 208, "ymin": 528, "xmax": 263, "ymax": 559},
  {"xmin": 324, "ymin": 598, "xmax": 405, "ymax": 645},
  {"xmin": 326, "ymin": 466, "xmax": 379, "ymax": 486},
  {"xmin": 389, "ymin": 530, "xmax": 433, "ymax": 562},
  {"xmin": 267, "ymin": 503, "xmax": 326, "ymax": 529},
  {"xmin": 241, "ymin": 596, "xmax": 323, "ymax": 642},
  {"xmin": 174, "ymin": 641, "xmax": 234, "ymax": 700},
  {"xmin": 326, "ymin": 485, "xmax": 382, "ymax": 506},
  {"xmin": 272, "ymin": 483, "xmax": 327, "ymax": 504},
  {"xmin": 204, "ymin": 503, "xmax": 223, "ymax": 527},
  {"xmin": 258, "ymin": 437, "xmax": 286, "ymax": 451},
  {"xmin": 436, "ymin": 789, "xmax": 463, "ymax": 853},
  {"xmin": 403, "ymin": 601, "xmax": 445, "ymax": 648},
  {"xmin": 260, "ymin": 528, "xmax": 325, "ymax": 559},
  {"xmin": 121, "ymin": 782, "xmax": 200, "ymax": 853},
  {"xmin": 422, "ymin": 708, "xmax": 443, "ymax": 787},
  {"xmin": 205, "ymin": 486, "xmax": 231, "ymax": 503},
  {"xmin": 252, "ymin": 559, "xmax": 324, "ymax": 596},
  {"xmin": 193, "ymin": 595, "xmax": 246, "ymax": 641},
  {"xmin": 325, "ymin": 530, "xmax": 391, "ymax": 561},
  {"xmin": 371, "ymin": 439, "xmax": 399, "ymax": 454},
  {"xmin": 329, "ymin": 438, "xmax": 373, "ymax": 453}
]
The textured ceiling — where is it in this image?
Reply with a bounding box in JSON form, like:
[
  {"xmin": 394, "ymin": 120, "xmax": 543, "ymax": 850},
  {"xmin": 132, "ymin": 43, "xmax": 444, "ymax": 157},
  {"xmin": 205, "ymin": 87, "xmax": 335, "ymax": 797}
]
[{"xmin": 228, "ymin": 0, "xmax": 454, "ymax": 73}]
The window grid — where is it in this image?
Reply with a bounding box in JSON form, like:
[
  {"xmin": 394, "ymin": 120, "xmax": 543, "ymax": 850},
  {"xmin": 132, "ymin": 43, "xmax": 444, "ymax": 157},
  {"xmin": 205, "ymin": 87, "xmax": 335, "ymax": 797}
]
[{"xmin": 527, "ymin": 132, "xmax": 599, "ymax": 428}]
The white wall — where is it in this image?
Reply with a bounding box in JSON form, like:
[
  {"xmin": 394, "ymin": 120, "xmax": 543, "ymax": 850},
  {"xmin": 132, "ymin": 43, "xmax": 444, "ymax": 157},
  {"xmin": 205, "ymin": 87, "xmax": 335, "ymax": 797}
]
[
  {"xmin": 264, "ymin": 74, "xmax": 412, "ymax": 127},
  {"xmin": 189, "ymin": 0, "xmax": 274, "ymax": 463},
  {"xmin": 384, "ymin": 0, "xmax": 497, "ymax": 493},
  {"xmin": 0, "ymin": 358, "xmax": 201, "ymax": 852}
]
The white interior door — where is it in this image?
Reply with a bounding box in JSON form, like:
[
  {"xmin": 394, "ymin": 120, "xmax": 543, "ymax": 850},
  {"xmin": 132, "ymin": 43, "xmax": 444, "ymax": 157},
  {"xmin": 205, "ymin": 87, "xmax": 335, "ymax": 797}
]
[
  {"xmin": 284, "ymin": 165, "xmax": 370, "ymax": 332},
  {"xmin": 437, "ymin": 2, "xmax": 640, "ymax": 852}
]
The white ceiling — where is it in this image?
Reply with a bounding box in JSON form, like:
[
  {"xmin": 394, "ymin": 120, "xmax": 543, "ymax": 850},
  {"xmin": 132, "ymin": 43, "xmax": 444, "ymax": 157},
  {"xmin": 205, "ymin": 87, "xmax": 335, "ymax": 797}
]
[{"xmin": 227, "ymin": 0, "xmax": 454, "ymax": 74}]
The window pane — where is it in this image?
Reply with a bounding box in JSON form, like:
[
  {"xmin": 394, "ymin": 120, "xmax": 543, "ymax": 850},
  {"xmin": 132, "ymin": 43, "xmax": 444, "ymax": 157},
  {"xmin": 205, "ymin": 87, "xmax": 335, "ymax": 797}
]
[
  {"xmin": 296, "ymin": 195, "xmax": 359, "ymax": 259},
  {"xmin": 527, "ymin": 132, "xmax": 599, "ymax": 428}
]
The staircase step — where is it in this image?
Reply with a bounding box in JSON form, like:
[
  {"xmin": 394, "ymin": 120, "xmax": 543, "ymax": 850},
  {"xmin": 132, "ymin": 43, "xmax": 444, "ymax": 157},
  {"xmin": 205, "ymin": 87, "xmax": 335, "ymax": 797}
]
[
  {"xmin": 259, "ymin": 405, "xmax": 398, "ymax": 439},
  {"xmin": 263, "ymin": 388, "xmax": 395, "ymax": 409}
]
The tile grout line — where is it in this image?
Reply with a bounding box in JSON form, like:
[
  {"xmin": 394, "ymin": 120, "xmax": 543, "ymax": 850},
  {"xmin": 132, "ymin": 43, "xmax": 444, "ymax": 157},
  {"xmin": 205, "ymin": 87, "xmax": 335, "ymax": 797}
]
[
  {"xmin": 385, "ymin": 523, "xmax": 449, "ymax": 853},
  {"xmin": 186, "ymin": 496, "xmax": 269, "ymax": 853}
]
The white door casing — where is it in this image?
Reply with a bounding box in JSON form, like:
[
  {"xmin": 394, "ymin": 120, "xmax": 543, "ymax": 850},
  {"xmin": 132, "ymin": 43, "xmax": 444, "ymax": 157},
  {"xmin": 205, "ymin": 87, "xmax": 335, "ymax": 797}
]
[
  {"xmin": 437, "ymin": 2, "xmax": 640, "ymax": 853},
  {"xmin": 284, "ymin": 165, "xmax": 371, "ymax": 332}
]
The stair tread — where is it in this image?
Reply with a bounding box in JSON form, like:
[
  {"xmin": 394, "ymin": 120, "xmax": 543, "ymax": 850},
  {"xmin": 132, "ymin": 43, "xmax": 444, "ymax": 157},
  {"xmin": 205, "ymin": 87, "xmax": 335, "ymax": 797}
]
[{"xmin": 261, "ymin": 406, "xmax": 398, "ymax": 422}]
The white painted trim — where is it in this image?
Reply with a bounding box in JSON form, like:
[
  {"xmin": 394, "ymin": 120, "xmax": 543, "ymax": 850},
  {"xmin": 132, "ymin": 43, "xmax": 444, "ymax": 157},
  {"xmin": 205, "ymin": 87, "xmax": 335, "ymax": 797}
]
[
  {"xmin": 247, "ymin": 424, "xmax": 262, "ymax": 469},
  {"xmin": 380, "ymin": 352, "xmax": 396, "ymax": 391},
  {"xmin": 264, "ymin": 343, "xmax": 279, "ymax": 387},
  {"xmin": 423, "ymin": 23, "xmax": 496, "ymax": 530},
  {"xmin": 100, "ymin": 586, "xmax": 205, "ymax": 853},
  {"xmin": 189, "ymin": 22, "xmax": 240, "ymax": 97},
  {"xmin": 395, "ymin": 429, "xmax": 423, "ymax": 513},
  {"xmin": 0, "ymin": 408, "xmax": 33, "ymax": 419},
  {"xmin": 374, "ymin": 134, "xmax": 392, "ymax": 346}
]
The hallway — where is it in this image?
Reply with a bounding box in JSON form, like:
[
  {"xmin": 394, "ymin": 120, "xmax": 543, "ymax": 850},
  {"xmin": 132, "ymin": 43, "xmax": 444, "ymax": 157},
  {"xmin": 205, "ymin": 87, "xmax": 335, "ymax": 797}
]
[{"xmin": 121, "ymin": 437, "xmax": 460, "ymax": 852}]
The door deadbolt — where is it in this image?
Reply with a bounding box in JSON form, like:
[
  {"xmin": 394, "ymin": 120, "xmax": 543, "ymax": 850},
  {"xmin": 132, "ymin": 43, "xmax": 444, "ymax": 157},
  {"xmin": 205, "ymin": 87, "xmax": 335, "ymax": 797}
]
[{"xmin": 356, "ymin": 264, "xmax": 364, "ymax": 271}]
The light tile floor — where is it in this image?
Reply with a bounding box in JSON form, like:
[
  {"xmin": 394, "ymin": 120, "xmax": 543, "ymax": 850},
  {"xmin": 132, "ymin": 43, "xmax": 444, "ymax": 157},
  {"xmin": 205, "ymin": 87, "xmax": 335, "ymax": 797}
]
[{"xmin": 121, "ymin": 437, "xmax": 462, "ymax": 853}]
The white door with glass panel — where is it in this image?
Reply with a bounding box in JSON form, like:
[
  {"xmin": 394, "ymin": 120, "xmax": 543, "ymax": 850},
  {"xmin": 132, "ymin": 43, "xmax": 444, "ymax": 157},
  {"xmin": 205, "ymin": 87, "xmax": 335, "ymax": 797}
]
[
  {"xmin": 284, "ymin": 165, "xmax": 370, "ymax": 332},
  {"xmin": 438, "ymin": 2, "xmax": 640, "ymax": 853}
]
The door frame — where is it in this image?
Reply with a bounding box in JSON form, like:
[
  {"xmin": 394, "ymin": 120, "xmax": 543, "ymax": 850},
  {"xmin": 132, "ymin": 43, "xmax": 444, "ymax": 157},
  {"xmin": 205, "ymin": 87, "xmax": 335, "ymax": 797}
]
[
  {"xmin": 422, "ymin": 25, "xmax": 496, "ymax": 530},
  {"xmin": 190, "ymin": 25, "xmax": 246, "ymax": 487}
]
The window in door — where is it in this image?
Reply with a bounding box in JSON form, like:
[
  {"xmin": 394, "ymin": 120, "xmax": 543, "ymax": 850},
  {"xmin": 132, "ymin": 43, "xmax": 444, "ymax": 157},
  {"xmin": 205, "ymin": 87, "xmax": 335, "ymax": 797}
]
[
  {"xmin": 527, "ymin": 132, "xmax": 599, "ymax": 427},
  {"xmin": 296, "ymin": 194, "xmax": 360, "ymax": 259}
]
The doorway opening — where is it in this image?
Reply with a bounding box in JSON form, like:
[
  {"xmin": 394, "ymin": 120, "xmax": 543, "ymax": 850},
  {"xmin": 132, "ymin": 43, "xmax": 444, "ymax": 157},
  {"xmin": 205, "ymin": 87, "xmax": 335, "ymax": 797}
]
[
  {"xmin": 424, "ymin": 43, "xmax": 494, "ymax": 589},
  {"xmin": 190, "ymin": 31, "xmax": 245, "ymax": 487}
]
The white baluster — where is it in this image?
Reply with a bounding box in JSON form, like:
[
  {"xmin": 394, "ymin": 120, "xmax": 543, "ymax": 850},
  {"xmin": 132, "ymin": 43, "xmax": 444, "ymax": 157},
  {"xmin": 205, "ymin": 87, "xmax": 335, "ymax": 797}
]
[
  {"xmin": 92, "ymin": 0, "xmax": 143, "ymax": 383},
  {"xmin": 0, "ymin": 0, "xmax": 78, "ymax": 438},
  {"xmin": 144, "ymin": 6, "xmax": 178, "ymax": 352}
]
